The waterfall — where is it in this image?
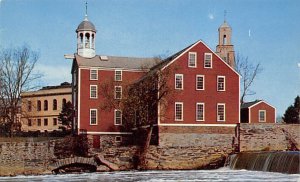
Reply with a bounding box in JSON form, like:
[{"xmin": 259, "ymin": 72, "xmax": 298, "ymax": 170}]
[{"xmin": 226, "ymin": 151, "xmax": 300, "ymax": 174}]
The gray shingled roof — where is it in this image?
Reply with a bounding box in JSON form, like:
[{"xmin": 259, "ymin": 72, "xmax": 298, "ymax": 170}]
[
  {"xmin": 75, "ymin": 54, "xmax": 160, "ymax": 70},
  {"xmin": 76, "ymin": 17, "xmax": 96, "ymax": 32},
  {"xmin": 241, "ymin": 100, "xmax": 262, "ymax": 109}
]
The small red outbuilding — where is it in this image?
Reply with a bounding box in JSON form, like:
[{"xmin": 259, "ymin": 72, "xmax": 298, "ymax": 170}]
[{"xmin": 241, "ymin": 100, "xmax": 276, "ymax": 123}]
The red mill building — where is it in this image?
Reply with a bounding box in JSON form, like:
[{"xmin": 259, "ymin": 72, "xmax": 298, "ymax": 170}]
[{"xmin": 68, "ymin": 13, "xmax": 240, "ymax": 146}]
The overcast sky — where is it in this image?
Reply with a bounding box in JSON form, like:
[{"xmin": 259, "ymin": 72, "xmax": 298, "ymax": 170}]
[{"xmin": 0, "ymin": 0, "xmax": 299, "ymax": 116}]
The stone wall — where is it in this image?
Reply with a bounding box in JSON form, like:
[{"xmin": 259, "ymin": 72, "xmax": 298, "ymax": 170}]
[
  {"xmin": 1, "ymin": 124, "xmax": 299, "ymax": 176},
  {"xmin": 0, "ymin": 140, "xmax": 56, "ymax": 176},
  {"xmin": 91, "ymin": 125, "xmax": 238, "ymax": 170},
  {"xmin": 239, "ymin": 123, "xmax": 300, "ymax": 152}
]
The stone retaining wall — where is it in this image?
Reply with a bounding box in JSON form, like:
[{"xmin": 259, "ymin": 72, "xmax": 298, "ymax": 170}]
[
  {"xmin": 239, "ymin": 123, "xmax": 300, "ymax": 152},
  {"xmin": 1, "ymin": 124, "xmax": 299, "ymax": 176},
  {"xmin": 0, "ymin": 140, "xmax": 56, "ymax": 176}
]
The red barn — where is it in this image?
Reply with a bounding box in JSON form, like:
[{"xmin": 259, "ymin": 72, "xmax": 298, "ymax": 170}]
[
  {"xmin": 241, "ymin": 100, "xmax": 276, "ymax": 123},
  {"xmin": 69, "ymin": 14, "xmax": 240, "ymax": 146}
]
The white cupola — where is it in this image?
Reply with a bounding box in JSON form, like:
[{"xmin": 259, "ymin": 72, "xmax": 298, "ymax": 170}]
[{"xmin": 76, "ymin": 14, "xmax": 96, "ymax": 58}]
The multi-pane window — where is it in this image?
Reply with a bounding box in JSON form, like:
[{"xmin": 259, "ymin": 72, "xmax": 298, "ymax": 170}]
[
  {"xmin": 115, "ymin": 86, "xmax": 122, "ymax": 99},
  {"xmin": 53, "ymin": 118, "xmax": 57, "ymax": 126},
  {"xmin": 53, "ymin": 99, "xmax": 57, "ymax": 110},
  {"xmin": 62, "ymin": 98, "xmax": 67, "ymax": 108},
  {"xmin": 114, "ymin": 109, "xmax": 122, "ymax": 125},
  {"xmin": 204, "ymin": 53, "xmax": 212, "ymax": 68},
  {"xmin": 44, "ymin": 118, "xmax": 48, "ymax": 126},
  {"xmin": 90, "ymin": 109, "xmax": 97, "ymax": 125},
  {"xmin": 259, "ymin": 110, "xmax": 266, "ymax": 122},
  {"xmin": 175, "ymin": 102, "xmax": 183, "ymax": 121},
  {"xmin": 188, "ymin": 52, "xmax": 197, "ymax": 67},
  {"xmin": 115, "ymin": 70, "xmax": 122, "ymax": 81},
  {"xmin": 90, "ymin": 85, "xmax": 97, "ymax": 99},
  {"xmin": 217, "ymin": 76, "xmax": 226, "ymax": 91},
  {"xmin": 28, "ymin": 119, "xmax": 32, "ymax": 126},
  {"xmin": 175, "ymin": 74, "xmax": 183, "ymax": 90},
  {"xmin": 37, "ymin": 100, "xmax": 41, "ymax": 111},
  {"xmin": 90, "ymin": 69, "xmax": 98, "ymax": 80},
  {"xmin": 44, "ymin": 100, "xmax": 48, "ymax": 111},
  {"xmin": 27, "ymin": 101, "xmax": 32, "ymax": 112},
  {"xmin": 196, "ymin": 75, "xmax": 205, "ymax": 90},
  {"xmin": 37, "ymin": 119, "xmax": 41, "ymax": 126},
  {"xmin": 196, "ymin": 103, "xmax": 205, "ymax": 121},
  {"xmin": 217, "ymin": 104, "xmax": 226, "ymax": 121}
]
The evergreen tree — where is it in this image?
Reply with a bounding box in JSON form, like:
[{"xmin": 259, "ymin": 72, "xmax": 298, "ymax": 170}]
[
  {"xmin": 283, "ymin": 96, "xmax": 300, "ymax": 124},
  {"xmin": 58, "ymin": 101, "xmax": 74, "ymax": 130}
]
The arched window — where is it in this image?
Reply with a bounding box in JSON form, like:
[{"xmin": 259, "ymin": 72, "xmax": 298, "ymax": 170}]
[
  {"xmin": 53, "ymin": 99, "xmax": 57, "ymax": 110},
  {"xmin": 27, "ymin": 101, "xmax": 32, "ymax": 112},
  {"xmin": 223, "ymin": 35, "xmax": 227, "ymax": 45},
  {"xmin": 44, "ymin": 100, "xmax": 48, "ymax": 111},
  {"xmin": 85, "ymin": 33, "xmax": 90, "ymax": 48},
  {"xmin": 62, "ymin": 98, "xmax": 67, "ymax": 109},
  {"xmin": 79, "ymin": 33, "xmax": 83, "ymax": 48},
  {"xmin": 91, "ymin": 34, "xmax": 95, "ymax": 49},
  {"xmin": 37, "ymin": 100, "xmax": 41, "ymax": 111}
]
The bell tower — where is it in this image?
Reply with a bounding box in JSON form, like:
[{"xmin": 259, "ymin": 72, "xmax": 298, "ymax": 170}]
[
  {"xmin": 76, "ymin": 2, "xmax": 96, "ymax": 58},
  {"xmin": 216, "ymin": 13, "xmax": 235, "ymax": 68}
]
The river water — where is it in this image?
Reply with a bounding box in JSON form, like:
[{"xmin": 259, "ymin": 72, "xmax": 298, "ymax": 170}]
[{"xmin": 0, "ymin": 168, "xmax": 299, "ymax": 182}]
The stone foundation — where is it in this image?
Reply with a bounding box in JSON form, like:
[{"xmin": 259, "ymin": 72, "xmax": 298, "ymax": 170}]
[{"xmin": 238, "ymin": 124, "xmax": 300, "ymax": 152}]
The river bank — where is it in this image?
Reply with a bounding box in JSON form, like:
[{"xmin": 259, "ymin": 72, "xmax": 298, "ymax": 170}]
[{"xmin": 0, "ymin": 123, "xmax": 299, "ymax": 176}]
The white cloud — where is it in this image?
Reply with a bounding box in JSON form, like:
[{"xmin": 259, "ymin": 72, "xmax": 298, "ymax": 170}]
[{"xmin": 208, "ymin": 13, "xmax": 214, "ymax": 20}]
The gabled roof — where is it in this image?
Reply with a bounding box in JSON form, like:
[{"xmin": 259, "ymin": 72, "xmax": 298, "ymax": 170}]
[
  {"xmin": 241, "ymin": 100, "xmax": 262, "ymax": 109},
  {"xmin": 136, "ymin": 39, "xmax": 241, "ymax": 83},
  {"xmin": 74, "ymin": 54, "xmax": 160, "ymax": 70},
  {"xmin": 241, "ymin": 100, "xmax": 276, "ymax": 110}
]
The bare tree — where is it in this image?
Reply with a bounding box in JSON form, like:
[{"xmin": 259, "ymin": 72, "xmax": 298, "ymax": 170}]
[
  {"xmin": 99, "ymin": 57, "xmax": 175, "ymax": 168},
  {"xmin": 235, "ymin": 54, "xmax": 262, "ymax": 104},
  {"xmin": 0, "ymin": 45, "xmax": 41, "ymax": 136}
]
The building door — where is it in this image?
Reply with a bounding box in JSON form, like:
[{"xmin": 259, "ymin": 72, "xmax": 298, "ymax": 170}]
[{"xmin": 93, "ymin": 135, "xmax": 100, "ymax": 148}]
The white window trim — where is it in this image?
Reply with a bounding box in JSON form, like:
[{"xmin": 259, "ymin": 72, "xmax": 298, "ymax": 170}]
[
  {"xmin": 175, "ymin": 102, "xmax": 183, "ymax": 121},
  {"xmin": 90, "ymin": 109, "xmax": 98, "ymax": 125},
  {"xmin": 196, "ymin": 103, "xmax": 205, "ymax": 121},
  {"xmin": 188, "ymin": 52, "xmax": 197, "ymax": 68},
  {"xmin": 259, "ymin": 110, "xmax": 266, "ymax": 122},
  {"xmin": 175, "ymin": 74, "xmax": 184, "ymax": 90},
  {"xmin": 204, "ymin": 53, "xmax": 213, "ymax": 68},
  {"xmin": 115, "ymin": 70, "xmax": 122, "ymax": 81},
  {"xmin": 90, "ymin": 69, "xmax": 98, "ymax": 80},
  {"xmin": 90, "ymin": 85, "xmax": 98, "ymax": 99},
  {"xmin": 114, "ymin": 109, "xmax": 122, "ymax": 125},
  {"xmin": 115, "ymin": 86, "xmax": 122, "ymax": 99},
  {"xmin": 196, "ymin": 75, "xmax": 205, "ymax": 91},
  {"xmin": 217, "ymin": 76, "xmax": 226, "ymax": 91},
  {"xmin": 217, "ymin": 103, "xmax": 226, "ymax": 122}
]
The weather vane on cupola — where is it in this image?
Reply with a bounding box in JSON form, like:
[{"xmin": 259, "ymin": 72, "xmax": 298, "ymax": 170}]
[
  {"xmin": 84, "ymin": 1, "xmax": 88, "ymax": 20},
  {"xmin": 224, "ymin": 10, "xmax": 227, "ymax": 23}
]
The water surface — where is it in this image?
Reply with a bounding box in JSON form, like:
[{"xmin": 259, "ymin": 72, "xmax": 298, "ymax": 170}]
[{"xmin": 0, "ymin": 168, "xmax": 299, "ymax": 182}]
